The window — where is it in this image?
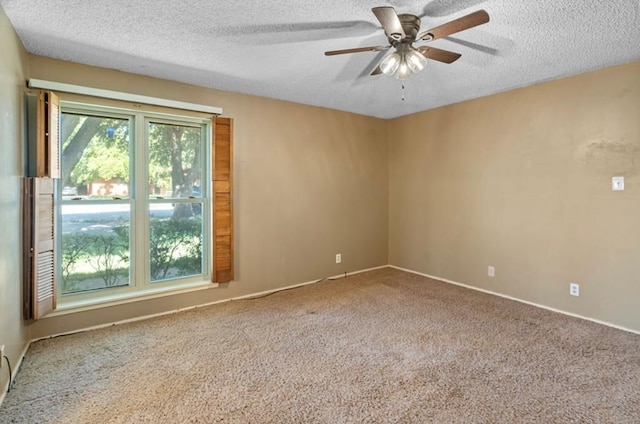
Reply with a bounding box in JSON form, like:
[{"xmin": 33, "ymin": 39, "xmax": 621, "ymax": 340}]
[
  {"xmin": 58, "ymin": 103, "xmax": 211, "ymax": 304},
  {"xmin": 24, "ymin": 88, "xmax": 233, "ymax": 319}
]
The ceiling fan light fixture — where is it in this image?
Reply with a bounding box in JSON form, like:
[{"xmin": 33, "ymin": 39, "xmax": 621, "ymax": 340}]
[
  {"xmin": 380, "ymin": 43, "xmax": 427, "ymax": 80},
  {"xmin": 325, "ymin": 8, "xmax": 491, "ymax": 82},
  {"xmin": 406, "ymin": 48, "xmax": 427, "ymax": 73},
  {"xmin": 380, "ymin": 52, "xmax": 401, "ymax": 76}
]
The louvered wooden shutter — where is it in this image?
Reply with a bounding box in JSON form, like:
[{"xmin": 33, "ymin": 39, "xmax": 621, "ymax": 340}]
[
  {"xmin": 36, "ymin": 91, "xmax": 61, "ymax": 178},
  {"xmin": 23, "ymin": 177, "xmax": 56, "ymax": 320},
  {"xmin": 212, "ymin": 117, "xmax": 234, "ymax": 283}
]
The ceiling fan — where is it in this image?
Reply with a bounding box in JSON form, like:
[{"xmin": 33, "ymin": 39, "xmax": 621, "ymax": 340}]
[{"xmin": 325, "ymin": 7, "xmax": 490, "ymax": 80}]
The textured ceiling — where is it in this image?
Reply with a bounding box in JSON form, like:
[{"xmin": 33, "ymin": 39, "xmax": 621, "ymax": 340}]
[{"xmin": 2, "ymin": 0, "xmax": 639, "ymax": 118}]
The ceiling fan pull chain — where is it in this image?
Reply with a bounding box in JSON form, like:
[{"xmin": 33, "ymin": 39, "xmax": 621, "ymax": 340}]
[{"xmin": 402, "ymin": 83, "xmax": 405, "ymax": 101}]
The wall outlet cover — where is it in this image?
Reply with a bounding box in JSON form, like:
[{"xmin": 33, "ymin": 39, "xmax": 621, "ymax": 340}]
[
  {"xmin": 612, "ymin": 176, "xmax": 624, "ymax": 191},
  {"xmin": 570, "ymin": 283, "xmax": 580, "ymax": 296}
]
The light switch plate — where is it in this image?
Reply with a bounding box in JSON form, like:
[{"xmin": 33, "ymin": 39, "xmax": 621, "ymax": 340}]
[{"xmin": 612, "ymin": 176, "xmax": 624, "ymax": 191}]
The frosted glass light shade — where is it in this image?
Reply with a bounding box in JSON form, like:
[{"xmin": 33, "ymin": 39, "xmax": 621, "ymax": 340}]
[
  {"xmin": 380, "ymin": 52, "xmax": 401, "ymax": 75},
  {"xmin": 395, "ymin": 62, "xmax": 412, "ymax": 80},
  {"xmin": 406, "ymin": 49, "xmax": 427, "ymax": 73}
]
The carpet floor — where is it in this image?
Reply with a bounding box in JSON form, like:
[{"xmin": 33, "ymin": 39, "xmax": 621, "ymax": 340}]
[{"xmin": 1, "ymin": 268, "xmax": 639, "ymax": 423}]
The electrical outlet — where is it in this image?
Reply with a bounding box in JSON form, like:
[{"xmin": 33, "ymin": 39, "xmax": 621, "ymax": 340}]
[
  {"xmin": 335, "ymin": 253, "xmax": 342, "ymax": 264},
  {"xmin": 488, "ymin": 266, "xmax": 495, "ymax": 277},
  {"xmin": 0, "ymin": 345, "xmax": 4, "ymax": 368},
  {"xmin": 570, "ymin": 283, "xmax": 580, "ymax": 297}
]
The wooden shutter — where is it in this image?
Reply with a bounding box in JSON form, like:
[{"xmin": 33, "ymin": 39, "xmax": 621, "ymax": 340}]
[
  {"xmin": 36, "ymin": 91, "xmax": 61, "ymax": 179},
  {"xmin": 23, "ymin": 177, "xmax": 56, "ymax": 320},
  {"xmin": 212, "ymin": 117, "xmax": 234, "ymax": 283}
]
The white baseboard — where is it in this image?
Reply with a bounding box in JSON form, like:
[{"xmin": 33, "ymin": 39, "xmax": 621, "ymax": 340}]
[
  {"xmin": 31, "ymin": 264, "xmax": 390, "ymax": 343},
  {"xmin": 229, "ymin": 265, "xmax": 387, "ymax": 302},
  {"xmin": 390, "ymin": 265, "xmax": 640, "ymax": 336}
]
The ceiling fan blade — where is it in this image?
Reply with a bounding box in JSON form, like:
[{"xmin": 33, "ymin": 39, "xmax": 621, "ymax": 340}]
[
  {"xmin": 325, "ymin": 46, "xmax": 389, "ymax": 56},
  {"xmin": 372, "ymin": 6, "xmax": 406, "ymax": 41},
  {"xmin": 416, "ymin": 46, "xmax": 462, "ymax": 64},
  {"xmin": 418, "ymin": 9, "xmax": 489, "ymax": 41},
  {"xmin": 370, "ymin": 66, "xmax": 383, "ymax": 76}
]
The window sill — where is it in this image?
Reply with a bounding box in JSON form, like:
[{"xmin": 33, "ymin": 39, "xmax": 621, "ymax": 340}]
[{"xmin": 47, "ymin": 280, "xmax": 219, "ymax": 317}]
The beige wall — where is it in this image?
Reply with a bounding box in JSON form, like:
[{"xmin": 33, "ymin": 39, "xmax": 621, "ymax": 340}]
[
  {"xmin": 389, "ymin": 61, "xmax": 640, "ymax": 332},
  {"xmin": 27, "ymin": 56, "xmax": 389, "ymax": 338},
  {"xmin": 0, "ymin": 6, "xmax": 30, "ymax": 393}
]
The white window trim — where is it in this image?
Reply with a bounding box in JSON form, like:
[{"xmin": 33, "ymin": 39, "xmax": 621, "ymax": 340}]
[
  {"xmin": 28, "ymin": 79, "xmax": 223, "ymax": 115},
  {"xmin": 56, "ymin": 99, "xmax": 214, "ymax": 310}
]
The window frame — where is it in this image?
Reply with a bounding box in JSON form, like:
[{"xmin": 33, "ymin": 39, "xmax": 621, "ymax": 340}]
[{"xmin": 55, "ymin": 99, "xmax": 214, "ymax": 309}]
